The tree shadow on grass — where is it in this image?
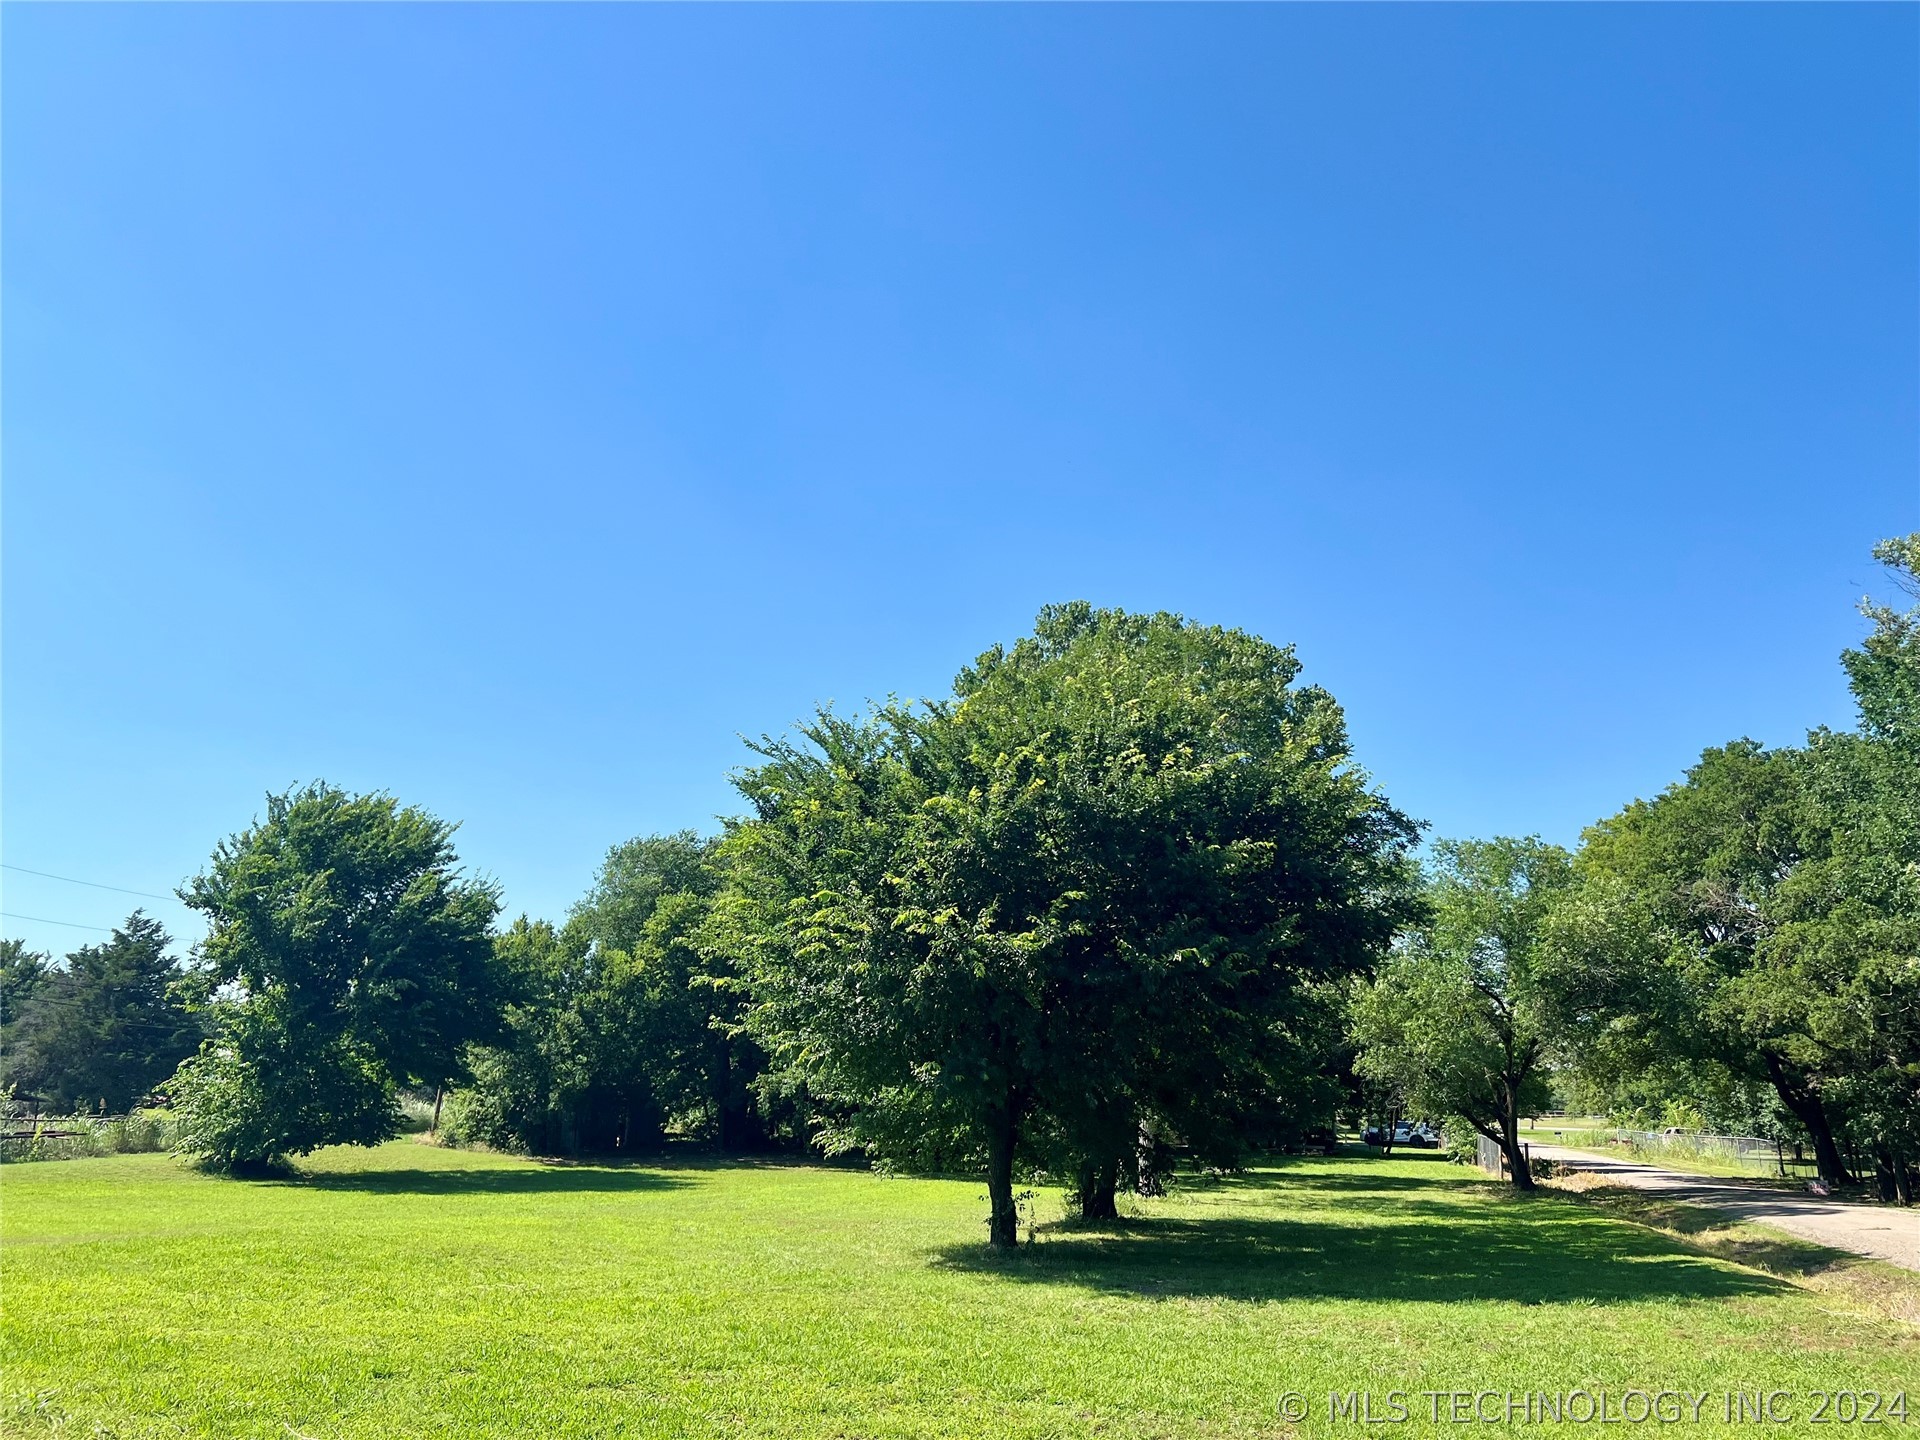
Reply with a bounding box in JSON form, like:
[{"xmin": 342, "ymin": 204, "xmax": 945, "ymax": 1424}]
[
  {"xmin": 1558, "ymin": 1182, "xmax": 1868, "ymax": 1282},
  {"xmin": 936, "ymin": 1173, "xmax": 1791, "ymax": 1306},
  {"xmin": 266, "ymin": 1145, "xmax": 862, "ymax": 1195},
  {"xmin": 285, "ymin": 1161, "xmax": 695, "ymax": 1197}
]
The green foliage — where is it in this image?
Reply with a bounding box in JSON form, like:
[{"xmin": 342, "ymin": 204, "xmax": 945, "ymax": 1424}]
[
  {"xmin": 1550, "ymin": 537, "xmax": 1920, "ymax": 1198},
  {"xmin": 1352, "ymin": 837, "xmax": 1572, "ymax": 1186},
  {"xmin": 1559, "ymin": 740, "xmax": 1862, "ymax": 1184},
  {"xmin": 1791, "ymin": 535, "xmax": 1920, "ymax": 1193},
  {"xmin": 1, "ymin": 914, "xmax": 200, "ymax": 1113},
  {"xmin": 730, "ymin": 603, "xmax": 1419, "ymax": 1241},
  {"xmin": 1438, "ymin": 1122, "xmax": 1480, "ymax": 1166},
  {"xmin": 173, "ymin": 783, "xmax": 501, "ymax": 1169},
  {"xmin": 449, "ymin": 834, "xmax": 764, "ymax": 1156},
  {"xmin": 444, "ymin": 917, "xmax": 662, "ymax": 1155},
  {"xmin": 568, "ymin": 833, "xmax": 762, "ymax": 1146},
  {"xmin": 0, "ymin": 938, "xmax": 50, "ymax": 1033},
  {"xmin": 1842, "ymin": 533, "xmax": 1920, "ymax": 747},
  {"xmin": 169, "ymin": 1000, "xmax": 401, "ymax": 1173}
]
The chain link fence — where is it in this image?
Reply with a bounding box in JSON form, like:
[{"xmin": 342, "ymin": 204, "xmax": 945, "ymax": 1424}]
[
  {"xmin": 1526, "ymin": 1117, "xmax": 1812, "ymax": 1178},
  {"xmin": 1610, "ymin": 1128, "xmax": 1805, "ymax": 1176}
]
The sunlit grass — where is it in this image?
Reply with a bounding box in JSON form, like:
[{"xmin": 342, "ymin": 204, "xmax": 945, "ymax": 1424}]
[{"xmin": 3, "ymin": 1142, "xmax": 1912, "ymax": 1437}]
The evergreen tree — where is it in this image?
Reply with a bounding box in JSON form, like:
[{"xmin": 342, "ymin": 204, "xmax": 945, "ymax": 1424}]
[{"xmin": 5, "ymin": 914, "xmax": 199, "ymax": 1112}]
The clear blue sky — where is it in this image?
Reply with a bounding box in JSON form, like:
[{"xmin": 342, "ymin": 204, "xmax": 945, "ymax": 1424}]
[{"xmin": 5, "ymin": 4, "xmax": 1915, "ymax": 958}]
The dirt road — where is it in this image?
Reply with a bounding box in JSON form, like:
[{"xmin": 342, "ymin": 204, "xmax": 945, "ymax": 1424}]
[{"xmin": 1529, "ymin": 1143, "xmax": 1918, "ymax": 1272}]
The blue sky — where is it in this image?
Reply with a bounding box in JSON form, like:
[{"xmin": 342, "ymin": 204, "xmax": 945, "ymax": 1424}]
[{"xmin": 5, "ymin": 4, "xmax": 1915, "ymax": 958}]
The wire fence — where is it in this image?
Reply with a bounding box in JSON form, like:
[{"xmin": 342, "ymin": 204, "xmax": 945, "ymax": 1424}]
[
  {"xmin": 1612, "ymin": 1128, "xmax": 1810, "ymax": 1176},
  {"xmin": 0, "ymin": 1111, "xmax": 176, "ymax": 1163},
  {"xmin": 1475, "ymin": 1135, "xmax": 1534, "ymax": 1178},
  {"xmin": 1525, "ymin": 1121, "xmax": 1814, "ymax": 1178}
]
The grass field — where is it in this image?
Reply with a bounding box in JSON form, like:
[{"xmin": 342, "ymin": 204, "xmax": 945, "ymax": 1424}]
[{"xmin": 3, "ymin": 1142, "xmax": 1913, "ymax": 1438}]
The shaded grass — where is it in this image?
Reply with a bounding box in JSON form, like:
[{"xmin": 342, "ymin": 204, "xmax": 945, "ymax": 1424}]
[
  {"xmin": 2, "ymin": 1142, "xmax": 1913, "ymax": 1438},
  {"xmin": 1548, "ymin": 1170, "xmax": 1920, "ymax": 1326}
]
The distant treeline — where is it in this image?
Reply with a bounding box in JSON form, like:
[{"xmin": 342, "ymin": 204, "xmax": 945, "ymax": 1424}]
[{"xmin": 6, "ymin": 538, "xmax": 1913, "ymax": 1227}]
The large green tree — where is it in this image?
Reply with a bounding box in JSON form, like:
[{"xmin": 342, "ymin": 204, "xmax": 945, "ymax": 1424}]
[
  {"xmin": 171, "ymin": 784, "xmax": 502, "ymax": 1171},
  {"xmin": 2, "ymin": 914, "xmax": 199, "ymax": 1112},
  {"xmin": 730, "ymin": 604, "xmax": 1419, "ymax": 1245},
  {"xmin": 1565, "ymin": 740, "xmax": 1859, "ymax": 1184},
  {"xmin": 1777, "ymin": 730, "xmax": 1920, "ymax": 1197},
  {"xmin": 451, "ymin": 833, "xmax": 764, "ymax": 1156},
  {"xmin": 1554, "ymin": 536, "xmax": 1920, "ymax": 1196},
  {"xmin": 1352, "ymin": 837, "xmax": 1574, "ymax": 1189},
  {"xmin": 447, "ymin": 916, "xmax": 660, "ymax": 1155},
  {"xmin": 1782, "ymin": 535, "xmax": 1920, "ymax": 1197},
  {"xmin": 570, "ymin": 833, "xmax": 762, "ymax": 1148}
]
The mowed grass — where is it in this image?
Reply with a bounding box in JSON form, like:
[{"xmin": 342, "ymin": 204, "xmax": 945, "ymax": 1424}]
[{"xmin": 3, "ymin": 1143, "xmax": 1913, "ymax": 1439}]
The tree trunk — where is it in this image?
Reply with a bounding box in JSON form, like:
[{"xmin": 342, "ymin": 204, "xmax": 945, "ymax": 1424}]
[
  {"xmin": 430, "ymin": 1086, "xmax": 443, "ymax": 1138},
  {"xmin": 1501, "ymin": 1082, "xmax": 1534, "ymax": 1191},
  {"xmin": 1077, "ymin": 1157, "xmax": 1120, "ymax": 1220},
  {"xmin": 1135, "ymin": 1120, "xmax": 1168, "ymax": 1196},
  {"xmin": 986, "ymin": 1107, "xmax": 1019, "ymax": 1248},
  {"xmin": 1803, "ymin": 1100, "xmax": 1850, "ymax": 1189},
  {"xmin": 1762, "ymin": 1051, "xmax": 1850, "ymax": 1189},
  {"xmin": 714, "ymin": 1043, "xmax": 731, "ymax": 1152}
]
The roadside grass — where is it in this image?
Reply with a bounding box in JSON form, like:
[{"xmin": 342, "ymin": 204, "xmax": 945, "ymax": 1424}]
[
  {"xmin": 2, "ymin": 1143, "xmax": 1913, "ymax": 1439},
  {"xmin": 1546, "ymin": 1170, "xmax": 1920, "ymax": 1326}
]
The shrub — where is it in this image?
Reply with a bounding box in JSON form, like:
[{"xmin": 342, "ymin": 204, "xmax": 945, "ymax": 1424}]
[{"xmin": 1440, "ymin": 1124, "xmax": 1479, "ymax": 1166}]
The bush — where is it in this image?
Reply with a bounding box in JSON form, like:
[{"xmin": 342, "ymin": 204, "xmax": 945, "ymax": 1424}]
[{"xmin": 1440, "ymin": 1124, "xmax": 1479, "ymax": 1166}]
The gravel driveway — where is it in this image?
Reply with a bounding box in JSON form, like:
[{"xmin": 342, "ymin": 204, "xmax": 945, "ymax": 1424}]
[{"xmin": 1529, "ymin": 1143, "xmax": 1919, "ymax": 1272}]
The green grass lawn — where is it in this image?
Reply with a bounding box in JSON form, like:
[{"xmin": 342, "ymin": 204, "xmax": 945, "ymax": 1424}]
[{"xmin": 3, "ymin": 1142, "xmax": 1913, "ymax": 1438}]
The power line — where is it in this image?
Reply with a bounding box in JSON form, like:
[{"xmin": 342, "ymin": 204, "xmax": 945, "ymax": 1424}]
[
  {"xmin": 1, "ymin": 912, "xmax": 116, "ymax": 933},
  {"xmin": 0, "ymin": 998, "xmax": 200, "ymax": 1035},
  {"xmin": 0, "ymin": 865, "xmax": 176, "ymax": 903}
]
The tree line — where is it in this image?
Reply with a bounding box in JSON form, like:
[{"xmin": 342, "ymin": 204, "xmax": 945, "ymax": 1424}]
[
  {"xmin": 1356, "ymin": 537, "xmax": 1919, "ymax": 1201},
  {"xmin": 6, "ymin": 538, "xmax": 1912, "ymax": 1232}
]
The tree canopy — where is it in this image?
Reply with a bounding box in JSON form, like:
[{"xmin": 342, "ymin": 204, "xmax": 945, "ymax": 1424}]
[
  {"xmin": 1352, "ymin": 837, "xmax": 1573, "ymax": 1188},
  {"xmin": 449, "ymin": 832, "xmax": 765, "ymax": 1156},
  {"xmin": 23, "ymin": 550, "xmax": 1911, "ymax": 1211},
  {"xmin": 170, "ymin": 784, "xmax": 502, "ymax": 1170},
  {"xmin": 729, "ymin": 603, "xmax": 1419, "ymax": 1243},
  {"xmin": 1550, "ymin": 536, "xmax": 1920, "ymax": 1195}
]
